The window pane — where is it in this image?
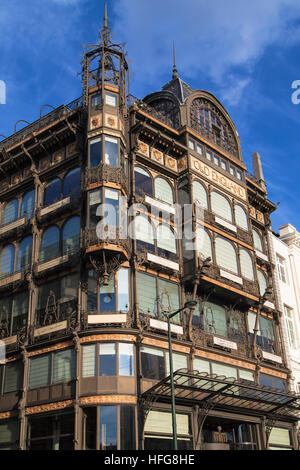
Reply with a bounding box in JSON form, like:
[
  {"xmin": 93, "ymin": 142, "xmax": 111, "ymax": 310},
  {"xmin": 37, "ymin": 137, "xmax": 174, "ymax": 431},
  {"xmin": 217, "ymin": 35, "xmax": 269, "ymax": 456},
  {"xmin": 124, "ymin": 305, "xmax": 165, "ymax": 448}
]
[
  {"xmin": 52, "ymin": 349, "xmax": 76, "ymax": 384},
  {"xmin": 63, "ymin": 168, "xmax": 80, "ymax": 199},
  {"xmin": 154, "ymin": 177, "xmax": 173, "ymax": 205},
  {"xmin": 141, "ymin": 346, "xmax": 165, "ymax": 380},
  {"xmin": 104, "ymin": 188, "xmax": 119, "ymax": 227},
  {"xmin": 92, "ymin": 93, "xmax": 102, "ymax": 107},
  {"xmin": 104, "ymin": 136, "xmax": 118, "ymax": 166},
  {"xmin": 62, "ymin": 217, "xmax": 80, "ymax": 255},
  {"xmin": 11, "ymin": 292, "xmax": 28, "ymax": 334},
  {"xmin": 16, "ymin": 236, "xmax": 32, "ymax": 271},
  {"xmin": 203, "ymin": 301, "xmax": 227, "ymax": 337},
  {"xmin": 253, "ymin": 230, "xmax": 263, "ymax": 252},
  {"xmin": 29, "ymin": 355, "xmax": 50, "ymax": 389},
  {"xmin": 135, "ymin": 215, "xmax": 154, "ymax": 250},
  {"xmin": 211, "ymin": 191, "xmax": 232, "ymax": 222},
  {"xmin": 117, "ymin": 269, "xmax": 129, "ymax": 312},
  {"xmin": 2, "ymin": 200, "xmax": 18, "ymax": 225},
  {"xmin": 3, "ymin": 362, "xmax": 22, "ymax": 393},
  {"xmin": 120, "ymin": 406, "xmax": 136, "ymax": 450},
  {"xmin": 40, "ymin": 226, "xmax": 60, "ymax": 262},
  {"xmin": 212, "ymin": 362, "xmax": 237, "ymax": 379},
  {"xmin": 194, "ymin": 358, "xmax": 210, "ymax": 374},
  {"xmin": 215, "ymin": 237, "xmax": 238, "ymax": 273},
  {"xmin": 0, "ymin": 245, "xmax": 15, "ymax": 278},
  {"xmin": 82, "ymin": 344, "xmax": 97, "ymax": 377},
  {"xmin": 158, "ymin": 279, "xmax": 180, "ymax": 321},
  {"xmin": 135, "ymin": 166, "xmax": 152, "ymax": 197},
  {"xmin": 166, "ymin": 352, "xmax": 187, "ymax": 374},
  {"xmin": 99, "ymin": 343, "xmax": 116, "ymax": 376},
  {"xmin": 100, "ymin": 406, "xmax": 117, "ymax": 450},
  {"xmin": 87, "ymin": 270, "xmax": 97, "ymax": 311},
  {"xmin": 196, "ymin": 227, "xmax": 212, "ymax": 261},
  {"xmin": 90, "ymin": 137, "xmax": 102, "ymax": 167},
  {"xmin": 257, "ymin": 270, "xmax": 267, "ymax": 296},
  {"xmin": 44, "ymin": 179, "xmax": 62, "ymax": 206},
  {"xmin": 235, "ymin": 205, "xmax": 248, "ymax": 230},
  {"xmin": 100, "ymin": 276, "xmax": 116, "ymax": 312},
  {"xmin": 105, "ymin": 93, "xmax": 117, "ymax": 106},
  {"xmin": 119, "ymin": 343, "xmax": 134, "ymax": 376},
  {"xmin": 193, "ymin": 181, "xmax": 208, "ymax": 209},
  {"xmin": 137, "ymin": 272, "xmax": 157, "ymax": 317},
  {"xmin": 240, "ymin": 249, "xmax": 254, "ymax": 280},
  {"xmin": 89, "ymin": 189, "xmax": 102, "ymax": 227},
  {"xmin": 157, "ymin": 225, "xmax": 177, "ymax": 257},
  {"xmin": 21, "ymin": 190, "xmax": 35, "ymax": 219}
]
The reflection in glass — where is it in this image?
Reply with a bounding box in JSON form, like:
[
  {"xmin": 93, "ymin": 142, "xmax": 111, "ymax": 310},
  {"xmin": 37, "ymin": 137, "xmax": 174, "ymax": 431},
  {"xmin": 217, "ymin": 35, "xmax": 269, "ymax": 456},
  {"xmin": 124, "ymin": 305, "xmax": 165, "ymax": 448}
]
[
  {"xmin": 100, "ymin": 406, "xmax": 117, "ymax": 450},
  {"xmin": 99, "ymin": 343, "xmax": 116, "ymax": 376}
]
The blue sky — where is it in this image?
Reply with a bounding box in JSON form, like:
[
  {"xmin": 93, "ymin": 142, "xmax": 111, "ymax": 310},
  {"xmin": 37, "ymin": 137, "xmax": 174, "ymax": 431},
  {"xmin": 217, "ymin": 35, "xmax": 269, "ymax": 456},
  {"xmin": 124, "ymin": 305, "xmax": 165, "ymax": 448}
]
[{"xmin": 0, "ymin": 0, "xmax": 300, "ymax": 232}]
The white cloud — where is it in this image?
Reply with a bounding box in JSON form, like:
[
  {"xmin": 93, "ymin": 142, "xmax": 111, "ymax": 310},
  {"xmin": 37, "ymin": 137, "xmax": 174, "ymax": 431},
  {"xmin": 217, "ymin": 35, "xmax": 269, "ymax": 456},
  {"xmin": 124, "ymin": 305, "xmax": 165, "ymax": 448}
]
[{"xmin": 112, "ymin": 0, "xmax": 300, "ymax": 103}]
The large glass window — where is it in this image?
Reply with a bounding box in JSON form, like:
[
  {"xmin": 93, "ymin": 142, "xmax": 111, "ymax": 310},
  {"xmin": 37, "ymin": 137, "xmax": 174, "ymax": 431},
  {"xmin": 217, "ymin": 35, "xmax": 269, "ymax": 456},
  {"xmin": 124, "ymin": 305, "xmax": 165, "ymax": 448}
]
[
  {"xmin": 235, "ymin": 205, "xmax": 248, "ymax": 230},
  {"xmin": 63, "ymin": 168, "xmax": 80, "ymax": 199},
  {"xmin": 82, "ymin": 342, "xmax": 134, "ymax": 378},
  {"xmin": 192, "ymin": 181, "xmax": 208, "ymax": 209},
  {"xmin": 104, "ymin": 136, "xmax": 118, "ymax": 166},
  {"xmin": 135, "ymin": 215, "xmax": 155, "ymax": 252},
  {"xmin": 44, "ymin": 178, "xmax": 62, "ymax": 207},
  {"xmin": 0, "ymin": 245, "xmax": 15, "ymax": 278},
  {"xmin": 248, "ymin": 312, "xmax": 276, "ymax": 354},
  {"xmin": 88, "ymin": 189, "xmax": 102, "ymax": 227},
  {"xmin": 157, "ymin": 224, "xmax": 177, "ymax": 260},
  {"xmin": 27, "ymin": 412, "xmax": 74, "ymax": 450},
  {"xmin": 104, "ymin": 188, "xmax": 120, "ymax": 227},
  {"xmin": 259, "ymin": 373, "xmax": 286, "ymax": 391},
  {"xmin": 62, "ymin": 217, "xmax": 80, "ymax": 255},
  {"xmin": 90, "ymin": 137, "xmax": 102, "ymax": 167},
  {"xmin": 144, "ymin": 411, "xmax": 192, "ymax": 450},
  {"xmin": 28, "ymin": 349, "xmax": 76, "ymax": 389},
  {"xmin": 140, "ymin": 346, "xmax": 187, "ymax": 380},
  {"xmin": 40, "ymin": 226, "xmax": 60, "ymax": 262},
  {"xmin": 100, "ymin": 406, "xmax": 117, "ymax": 450},
  {"xmin": 2, "ymin": 199, "xmax": 19, "ymax": 225},
  {"xmin": 252, "ymin": 229, "xmax": 263, "ymax": 252},
  {"xmin": 154, "ymin": 177, "xmax": 173, "ymax": 205},
  {"xmin": 21, "ymin": 190, "xmax": 35, "ymax": 219},
  {"xmin": 257, "ymin": 269, "xmax": 267, "ymax": 296},
  {"xmin": 2, "ymin": 361, "xmax": 23, "ymax": 394},
  {"xmin": 16, "ymin": 235, "xmax": 32, "ymax": 271},
  {"xmin": 87, "ymin": 268, "xmax": 129, "ymax": 313},
  {"xmin": 215, "ymin": 237, "xmax": 238, "ymax": 274},
  {"xmin": 0, "ymin": 293, "xmax": 28, "ymax": 337},
  {"xmin": 0, "ymin": 420, "xmax": 19, "ymax": 450},
  {"xmin": 196, "ymin": 226, "xmax": 212, "ymax": 261},
  {"xmin": 134, "ymin": 166, "xmax": 153, "ymax": 197},
  {"xmin": 240, "ymin": 248, "xmax": 254, "ymax": 281},
  {"xmin": 268, "ymin": 427, "xmax": 293, "ymax": 450},
  {"xmin": 211, "ymin": 191, "xmax": 232, "ymax": 222}
]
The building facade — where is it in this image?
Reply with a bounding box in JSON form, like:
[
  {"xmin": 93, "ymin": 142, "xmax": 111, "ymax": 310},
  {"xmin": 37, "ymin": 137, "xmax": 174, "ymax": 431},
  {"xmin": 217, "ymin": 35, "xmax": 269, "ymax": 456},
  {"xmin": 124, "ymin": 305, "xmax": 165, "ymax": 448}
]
[
  {"xmin": 269, "ymin": 225, "xmax": 300, "ymax": 395},
  {"xmin": 0, "ymin": 13, "xmax": 299, "ymax": 450}
]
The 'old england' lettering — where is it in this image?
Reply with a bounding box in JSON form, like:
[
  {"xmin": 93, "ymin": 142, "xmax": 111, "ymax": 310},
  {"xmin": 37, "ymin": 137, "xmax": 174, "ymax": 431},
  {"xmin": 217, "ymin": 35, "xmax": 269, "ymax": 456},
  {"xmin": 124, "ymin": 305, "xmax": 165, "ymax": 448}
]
[{"xmin": 190, "ymin": 155, "xmax": 247, "ymax": 201}]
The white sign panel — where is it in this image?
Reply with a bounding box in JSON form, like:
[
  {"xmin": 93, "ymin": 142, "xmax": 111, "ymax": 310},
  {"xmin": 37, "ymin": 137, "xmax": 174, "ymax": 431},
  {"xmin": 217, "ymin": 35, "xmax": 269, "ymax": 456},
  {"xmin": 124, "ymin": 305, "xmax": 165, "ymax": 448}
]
[
  {"xmin": 213, "ymin": 336, "xmax": 237, "ymax": 350},
  {"xmin": 150, "ymin": 318, "xmax": 183, "ymax": 335},
  {"xmin": 262, "ymin": 351, "xmax": 283, "ymax": 364}
]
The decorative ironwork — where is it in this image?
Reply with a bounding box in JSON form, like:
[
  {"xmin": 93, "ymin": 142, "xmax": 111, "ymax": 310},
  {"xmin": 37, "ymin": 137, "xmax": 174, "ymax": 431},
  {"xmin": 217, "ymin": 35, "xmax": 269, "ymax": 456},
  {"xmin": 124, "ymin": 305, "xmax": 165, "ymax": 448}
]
[
  {"xmin": 85, "ymin": 164, "xmax": 128, "ymax": 193},
  {"xmin": 35, "ymin": 299, "xmax": 78, "ymax": 329},
  {"xmin": 85, "ymin": 226, "xmax": 131, "ymax": 257},
  {"xmin": 190, "ymin": 98, "xmax": 239, "ymax": 158},
  {"xmin": 129, "ymin": 95, "xmax": 177, "ymax": 129}
]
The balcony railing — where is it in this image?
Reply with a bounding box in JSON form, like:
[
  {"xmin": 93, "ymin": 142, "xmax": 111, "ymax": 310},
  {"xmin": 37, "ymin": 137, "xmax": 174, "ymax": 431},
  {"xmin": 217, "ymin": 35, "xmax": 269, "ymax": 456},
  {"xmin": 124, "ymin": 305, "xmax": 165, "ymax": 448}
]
[
  {"xmin": 0, "ymin": 97, "xmax": 83, "ymax": 152},
  {"xmin": 85, "ymin": 164, "xmax": 128, "ymax": 193},
  {"xmin": 35, "ymin": 298, "xmax": 78, "ymax": 329},
  {"xmin": 129, "ymin": 95, "xmax": 176, "ymax": 129},
  {"xmin": 85, "ymin": 226, "xmax": 131, "ymax": 256}
]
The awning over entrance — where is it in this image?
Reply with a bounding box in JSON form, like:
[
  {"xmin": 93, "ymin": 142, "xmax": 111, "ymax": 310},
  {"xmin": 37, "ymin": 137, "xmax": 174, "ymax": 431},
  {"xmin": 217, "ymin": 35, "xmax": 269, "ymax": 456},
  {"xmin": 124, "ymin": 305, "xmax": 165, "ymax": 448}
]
[{"xmin": 142, "ymin": 369, "xmax": 300, "ymax": 421}]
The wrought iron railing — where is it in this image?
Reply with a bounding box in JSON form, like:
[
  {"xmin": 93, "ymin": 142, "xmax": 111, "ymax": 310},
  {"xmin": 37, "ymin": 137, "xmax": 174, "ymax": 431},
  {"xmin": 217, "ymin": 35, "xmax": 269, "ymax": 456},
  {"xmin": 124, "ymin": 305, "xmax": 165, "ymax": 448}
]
[
  {"xmin": 85, "ymin": 164, "xmax": 128, "ymax": 193},
  {"xmin": 35, "ymin": 298, "xmax": 78, "ymax": 328},
  {"xmin": 0, "ymin": 97, "xmax": 83, "ymax": 152},
  {"xmin": 128, "ymin": 94, "xmax": 176, "ymax": 129}
]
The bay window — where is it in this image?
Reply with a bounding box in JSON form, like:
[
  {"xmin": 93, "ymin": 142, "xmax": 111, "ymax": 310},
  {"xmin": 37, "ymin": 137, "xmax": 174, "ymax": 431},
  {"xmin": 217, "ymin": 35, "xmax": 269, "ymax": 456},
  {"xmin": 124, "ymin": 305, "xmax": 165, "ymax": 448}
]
[
  {"xmin": 82, "ymin": 342, "xmax": 134, "ymax": 377},
  {"xmin": 89, "ymin": 135, "xmax": 121, "ymax": 168},
  {"xmin": 87, "ymin": 268, "xmax": 129, "ymax": 313}
]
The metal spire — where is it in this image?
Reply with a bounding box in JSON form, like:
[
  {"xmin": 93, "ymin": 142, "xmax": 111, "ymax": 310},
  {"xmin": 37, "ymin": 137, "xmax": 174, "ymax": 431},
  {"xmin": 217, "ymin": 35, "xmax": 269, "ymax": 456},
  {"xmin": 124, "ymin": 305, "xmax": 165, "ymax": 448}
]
[
  {"xmin": 172, "ymin": 40, "xmax": 179, "ymax": 79},
  {"xmin": 103, "ymin": 2, "xmax": 108, "ymax": 46}
]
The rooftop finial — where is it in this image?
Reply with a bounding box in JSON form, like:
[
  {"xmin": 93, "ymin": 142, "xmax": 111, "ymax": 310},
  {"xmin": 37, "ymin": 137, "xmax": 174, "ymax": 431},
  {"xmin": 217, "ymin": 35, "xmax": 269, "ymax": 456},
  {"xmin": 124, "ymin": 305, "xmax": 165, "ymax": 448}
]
[
  {"xmin": 103, "ymin": 2, "xmax": 108, "ymax": 46},
  {"xmin": 172, "ymin": 40, "xmax": 179, "ymax": 79}
]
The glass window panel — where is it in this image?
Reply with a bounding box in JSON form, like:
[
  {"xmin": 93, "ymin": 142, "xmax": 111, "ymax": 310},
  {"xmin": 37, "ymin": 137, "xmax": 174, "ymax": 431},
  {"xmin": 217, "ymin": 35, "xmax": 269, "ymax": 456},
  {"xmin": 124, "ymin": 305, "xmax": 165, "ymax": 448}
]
[
  {"xmin": 193, "ymin": 358, "xmax": 210, "ymax": 374},
  {"xmin": 119, "ymin": 343, "xmax": 134, "ymax": 376},
  {"xmin": 269, "ymin": 428, "xmax": 291, "ymax": 447},
  {"xmin": 105, "ymin": 93, "xmax": 117, "ymax": 106},
  {"xmin": 89, "ymin": 189, "xmax": 102, "ymax": 227},
  {"xmin": 145, "ymin": 411, "xmax": 190, "ymax": 436},
  {"xmin": 188, "ymin": 139, "xmax": 195, "ymax": 150},
  {"xmin": 21, "ymin": 190, "xmax": 35, "ymax": 219},
  {"xmin": 239, "ymin": 369, "xmax": 254, "ymax": 381},
  {"xmin": 104, "ymin": 188, "xmax": 119, "ymax": 227},
  {"xmin": 44, "ymin": 179, "xmax": 62, "ymax": 207},
  {"xmin": 52, "ymin": 349, "xmax": 75, "ymax": 384},
  {"xmin": 166, "ymin": 352, "xmax": 187, "ymax": 374},
  {"xmin": 100, "ymin": 276, "xmax": 116, "ymax": 312},
  {"xmin": 154, "ymin": 177, "xmax": 173, "ymax": 205},
  {"xmin": 90, "ymin": 137, "xmax": 102, "ymax": 167},
  {"xmin": 215, "ymin": 237, "xmax": 238, "ymax": 274},
  {"xmin": 117, "ymin": 269, "xmax": 129, "ymax": 312},
  {"xmin": 196, "ymin": 144, "xmax": 203, "ymax": 155},
  {"xmin": 87, "ymin": 270, "xmax": 97, "ymax": 311},
  {"xmin": 0, "ymin": 245, "xmax": 15, "ymax": 278},
  {"xmin": 63, "ymin": 168, "xmax": 80, "ymax": 199},
  {"xmin": 212, "ymin": 362, "xmax": 237, "ymax": 379},
  {"xmin": 91, "ymin": 93, "xmax": 102, "ymax": 107},
  {"xmin": 134, "ymin": 166, "xmax": 152, "ymax": 197},
  {"xmin": 211, "ymin": 191, "xmax": 232, "ymax": 222},
  {"xmin": 40, "ymin": 226, "xmax": 60, "ymax": 262},
  {"xmin": 158, "ymin": 279, "xmax": 180, "ymax": 320},
  {"xmin": 16, "ymin": 236, "xmax": 32, "ymax": 271},
  {"xmin": 37, "ymin": 279, "xmax": 60, "ymax": 310},
  {"xmin": 82, "ymin": 344, "xmax": 97, "ymax": 377},
  {"xmin": 157, "ymin": 225, "xmax": 177, "ymax": 256},
  {"xmin": 135, "ymin": 215, "xmax": 154, "ymax": 248},
  {"xmin": 193, "ymin": 181, "xmax": 208, "ymax": 209},
  {"xmin": 3, "ymin": 362, "xmax": 22, "ymax": 393},
  {"xmin": 29, "ymin": 355, "xmax": 50, "ymax": 389},
  {"xmin": 140, "ymin": 346, "xmax": 165, "ymax": 380},
  {"xmin": 99, "ymin": 343, "xmax": 116, "ymax": 376},
  {"xmin": 11, "ymin": 292, "xmax": 28, "ymax": 334},
  {"xmin": 2, "ymin": 200, "xmax": 18, "ymax": 225},
  {"xmin": 240, "ymin": 249, "xmax": 254, "ymax": 280},
  {"xmin": 235, "ymin": 205, "xmax": 248, "ymax": 230},
  {"xmin": 120, "ymin": 406, "xmax": 136, "ymax": 450},
  {"xmin": 0, "ymin": 420, "xmax": 19, "ymax": 445},
  {"xmin": 104, "ymin": 136, "xmax": 118, "ymax": 166},
  {"xmin": 196, "ymin": 226, "xmax": 212, "ymax": 261},
  {"xmin": 137, "ymin": 272, "xmax": 158, "ymax": 317},
  {"xmin": 253, "ymin": 230, "xmax": 263, "ymax": 252},
  {"xmin": 62, "ymin": 217, "xmax": 80, "ymax": 255},
  {"xmin": 206, "ymin": 151, "xmax": 212, "ymax": 161},
  {"xmin": 100, "ymin": 406, "xmax": 117, "ymax": 450},
  {"xmin": 203, "ymin": 301, "xmax": 227, "ymax": 337},
  {"xmin": 257, "ymin": 270, "xmax": 267, "ymax": 296}
]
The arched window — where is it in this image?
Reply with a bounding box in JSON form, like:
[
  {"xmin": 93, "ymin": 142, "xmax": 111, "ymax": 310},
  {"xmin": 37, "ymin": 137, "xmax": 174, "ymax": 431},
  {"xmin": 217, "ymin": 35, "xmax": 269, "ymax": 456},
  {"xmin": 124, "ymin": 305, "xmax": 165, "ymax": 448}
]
[
  {"xmin": 235, "ymin": 205, "xmax": 248, "ymax": 231},
  {"xmin": 44, "ymin": 178, "xmax": 62, "ymax": 207},
  {"xmin": 62, "ymin": 217, "xmax": 80, "ymax": 255},
  {"xmin": 134, "ymin": 166, "xmax": 153, "ymax": 197},
  {"xmin": 196, "ymin": 227, "xmax": 212, "ymax": 261},
  {"xmin": 0, "ymin": 245, "xmax": 15, "ymax": 278},
  {"xmin": 253, "ymin": 229, "xmax": 263, "ymax": 252},
  {"xmin": 157, "ymin": 224, "xmax": 177, "ymax": 260},
  {"xmin": 215, "ymin": 237, "xmax": 238, "ymax": 273},
  {"xmin": 211, "ymin": 191, "xmax": 232, "ymax": 222},
  {"xmin": 21, "ymin": 190, "xmax": 35, "ymax": 219},
  {"xmin": 203, "ymin": 301, "xmax": 227, "ymax": 337},
  {"xmin": 40, "ymin": 226, "xmax": 60, "ymax": 262},
  {"xmin": 192, "ymin": 181, "xmax": 208, "ymax": 209},
  {"xmin": 257, "ymin": 269, "xmax": 267, "ymax": 297},
  {"xmin": 135, "ymin": 215, "xmax": 154, "ymax": 252},
  {"xmin": 17, "ymin": 236, "xmax": 32, "ymax": 271},
  {"xmin": 2, "ymin": 199, "xmax": 19, "ymax": 225},
  {"xmin": 154, "ymin": 177, "xmax": 173, "ymax": 205},
  {"xmin": 240, "ymin": 248, "xmax": 254, "ymax": 280},
  {"xmin": 63, "ymin": 168, "xmax": 80, "ymax": 199}
]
